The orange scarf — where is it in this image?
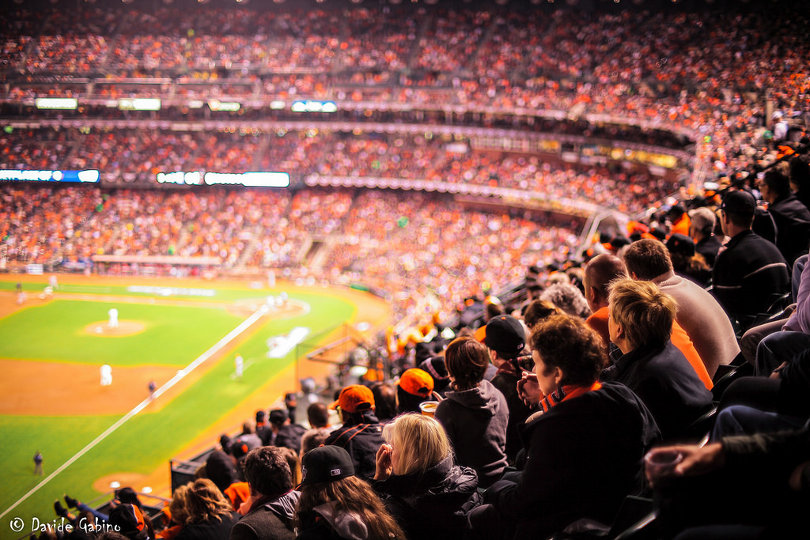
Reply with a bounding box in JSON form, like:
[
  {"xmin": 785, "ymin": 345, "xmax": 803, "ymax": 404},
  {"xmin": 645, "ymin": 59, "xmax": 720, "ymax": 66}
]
[{"xmin": 539, "ymin": 381, "xmax": 602, "ymax": 413}]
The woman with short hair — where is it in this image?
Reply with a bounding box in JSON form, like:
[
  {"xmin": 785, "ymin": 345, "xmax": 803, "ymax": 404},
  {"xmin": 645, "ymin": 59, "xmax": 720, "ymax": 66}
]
[
  {"xmin": 474, "ymin": 314, "xmax": 660, "ymax": 539},
  {"xmin": 435, "ymin": 337, "xmax": 508, "ymax": 487}
]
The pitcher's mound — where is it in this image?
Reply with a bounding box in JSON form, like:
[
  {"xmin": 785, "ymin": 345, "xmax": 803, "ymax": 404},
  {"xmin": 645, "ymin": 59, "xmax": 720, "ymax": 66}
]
[
  {"xmin": 92, "ymin": 472, "xmax": 148, "ymax": 494},
  {"xmin": 83, "ymin": 321, "xmax": 146, "ymax": 337}
]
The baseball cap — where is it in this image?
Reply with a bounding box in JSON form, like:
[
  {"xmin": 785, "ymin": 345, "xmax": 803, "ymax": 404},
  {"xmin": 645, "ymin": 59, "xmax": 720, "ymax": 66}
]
[
  {"xmin": 301, "ymin": 445, "xmax": 355, "ymax": 485},
  {"xmin": 719, "ymin": 190, "xmax": 756, "ymax": 215},
  {"xmin": 483, "ymin": 315, "xmax": 526, "ymax": 358},
  {"xmin": 330, "ymin": 384, "xmax": 375, "ymax": 414},
  {"xmin": 397, "ymin": 368, "xmax": 434, "ymax": 398}
]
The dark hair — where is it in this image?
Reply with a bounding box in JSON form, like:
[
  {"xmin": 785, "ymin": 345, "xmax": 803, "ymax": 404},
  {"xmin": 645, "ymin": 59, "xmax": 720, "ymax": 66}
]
[
  {"xmin": 523, "ymin": 299, "xmax": 560, "ymax": 329},
  {"xmin": 763, "ymin": 170, "xmax": 791, "ymax": 199},
  {"xmin": 296, "ymin": 476, "xmax": 405, "ymax": 540},
  {"xmin": 396, "ymin": 386, "xmax": 426, "ymax": 414},
  {"xmin": 243, "ymin": 447, "xmax": 293, "ymax": 499},
  {"xmin": 529, "ymin": 314, "xmax": 605, "ymax": 386},
  {"xmin": 622, "ymin": 239, "xmax": 673, "ymax": 280},
  {"xmin": 370, "ymin": 382, "xmax": 397, "ymax": 421},
  {"xmin": 485, "ymin": 302, "xmax": 504, "ymax": 321},
  {"xmin": 789, "ymin": 156, "xmax": 810, "ymax": 190},
  {"xmin": 307, "ymin": 402, "xmax": 329, "ymax": 429},
  {"xmin": 300, "ymin": 428, "xmax": 331, "ymax": 456},
  {"xmin": 275, "ymin": 446, "xmax": 302, "ymax": 486},
  {"xmin": 444, "ymin": 337, "xmax": 490, "ymax": 391}
]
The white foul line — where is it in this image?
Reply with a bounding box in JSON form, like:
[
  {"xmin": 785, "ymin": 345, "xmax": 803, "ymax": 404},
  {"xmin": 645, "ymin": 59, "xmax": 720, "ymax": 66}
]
[{"xmin": 0, "ymin": 304, "xmax": 270, "ymax": 521}]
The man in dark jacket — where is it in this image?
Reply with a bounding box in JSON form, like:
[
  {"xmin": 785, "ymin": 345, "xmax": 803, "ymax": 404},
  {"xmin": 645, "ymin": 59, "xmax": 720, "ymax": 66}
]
[
  {"xmin": 713, "ymin": 190, "xmax": 790, "ymax": 330},
  {"xmin": 603, "ymin": 279, "xmax": 713, "ymax": 439},
  {"xmin": 324, "ymin": 385, "xmax": 384, "ymax": 480},
  {"xmin": 267, "ymin": 409, "xmax": 306, "ymax": 452},
  {"xmin": 230, "ymin": 447, "xmax": 298, "ymax": 540},
  {"xmin": 760, "ymin": 169, "xmax": 810, "ymax": 266},
  {"xmin": 481, "ymin": 314, "xmax": 532, "ymax": 463}
]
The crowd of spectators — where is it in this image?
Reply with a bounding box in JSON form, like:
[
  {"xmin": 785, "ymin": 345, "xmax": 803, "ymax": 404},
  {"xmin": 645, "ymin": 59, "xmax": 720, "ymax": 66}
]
[
  {"xmin": 6, "ymin": 2, "xmax": 810, "ymax": 539},
  {"xmin": 0, "ymin": 182, "xmax": 578, "ymax": 324},
  {"xmin": 0, "ymin": 127, "xmax": 678, "ymax": 214},
  {"xmin": 37, "ymin": 173, "xmax": 810, "ymax": 536},
  {"xmin": 2, "ymin": 4, "xmax": 808, "ymax": 176}
]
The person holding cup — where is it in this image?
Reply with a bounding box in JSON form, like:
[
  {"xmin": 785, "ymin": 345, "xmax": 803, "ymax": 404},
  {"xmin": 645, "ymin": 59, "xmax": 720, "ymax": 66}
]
[
  {"xmin": 435, "ymin": 337, "xmax": 508, "ymax": 487},
  {"xmin": 643, "ymin": 426, "xmax": 810, "ymax": 538},
  {"xmin": 471, "ymin": 314, "xmax": 660, "ymax": 539},
  {"xmin": 395, "ymin": 368, "xmax": 439, "ymax": 414}
]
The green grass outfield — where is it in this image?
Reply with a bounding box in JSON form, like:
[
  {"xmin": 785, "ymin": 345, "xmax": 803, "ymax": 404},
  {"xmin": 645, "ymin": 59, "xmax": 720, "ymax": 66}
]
[{"xmin": 0, "ymin": 276, "xmax": 357, "ymax": 533}]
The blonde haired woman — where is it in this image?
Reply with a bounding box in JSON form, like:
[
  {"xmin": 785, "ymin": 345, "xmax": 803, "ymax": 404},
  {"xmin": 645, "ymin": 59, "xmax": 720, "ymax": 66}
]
[
  {"xmin": 373, "ymin": 414, "xmax": 477, "ymax": 540},
  {"xmin": 175, "ymin": 478, "xmax": 239, "ymax": 540}
]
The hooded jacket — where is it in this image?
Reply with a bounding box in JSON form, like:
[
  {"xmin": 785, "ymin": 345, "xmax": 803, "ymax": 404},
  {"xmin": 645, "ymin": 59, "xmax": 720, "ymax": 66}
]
[
  {"xmin": 229, "ymin": 490, "xmax": 299, "ymax": 540},
  {"xmin": 435, "ymin": 379, "xmax": 508, "ymax": 487},
  {"xmin": 374, "ymin": 456, "xmax": 478, "ymax": 540},
  {"xmin": 296, "ymin": 502, "xmax": 372, "ymax": 540}
]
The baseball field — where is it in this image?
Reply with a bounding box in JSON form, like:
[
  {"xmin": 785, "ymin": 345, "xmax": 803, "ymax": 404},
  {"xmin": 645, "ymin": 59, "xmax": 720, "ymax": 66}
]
[{"xmin": 0, "ymin": 273, "xmax": 390, "ymax": 535}]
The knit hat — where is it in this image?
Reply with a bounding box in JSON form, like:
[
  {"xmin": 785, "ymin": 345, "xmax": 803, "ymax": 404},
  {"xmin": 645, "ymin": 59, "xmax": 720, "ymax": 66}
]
[
  {"xmin": 665, "ymin": 233, "xmax": 696, "ymax": 257},
  {"xmin": 301, "ymin": 445, "xmax": 355, "ymax": 485},
  {"xmin": 397, "ymin": 368, "xmax": 434, "ymax": 398},
  {"xmin": 331, "ymin": 385, "xmax": 375, "ymax": 413},
  {"xmin": 483, "ymin": 315, "xmax": 525, "ymax": 358},
  {"xmin": 419, "ymin": 356, "xmax": 449, "ymax": 383}
]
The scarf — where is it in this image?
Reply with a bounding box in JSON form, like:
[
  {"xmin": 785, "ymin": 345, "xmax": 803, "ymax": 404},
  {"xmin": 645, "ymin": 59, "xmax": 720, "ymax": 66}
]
[{"xmin": 539, "ymin": 381, "xmax": 602, "ymax": 413}]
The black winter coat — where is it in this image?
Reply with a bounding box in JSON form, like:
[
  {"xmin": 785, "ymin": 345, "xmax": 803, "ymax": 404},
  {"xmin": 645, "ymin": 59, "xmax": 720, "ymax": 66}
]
[
  {"xmin": 324, "ymin": 412, "xmax": 384, "ymax": 481},
  {"xmin": 603, "ymin": 341, "xmax": 713, "ymax": 440},
  {"xmin": 485, "ymin": 382, "xmax": 660, "ymax": 539},
  {"xmin": 230, "ymin": 491, "xmax": 298, "ymax": 540},
  {"xmin": 373, "ymin": 456, "xmax": 478, "ymax": 540}
]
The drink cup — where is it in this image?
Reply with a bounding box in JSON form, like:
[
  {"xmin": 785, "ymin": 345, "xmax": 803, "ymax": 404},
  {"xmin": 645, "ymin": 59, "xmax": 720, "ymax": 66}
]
[
  {"xmin": 420, "ymin": 401, "xmax": 439, "ymax": 417},
  {"xmin": 644, "ymin": 449, "xmax": 684, "ymax": 482}
]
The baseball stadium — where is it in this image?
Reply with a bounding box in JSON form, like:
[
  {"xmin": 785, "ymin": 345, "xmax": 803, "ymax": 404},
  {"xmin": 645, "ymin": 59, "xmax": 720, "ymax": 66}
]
[{"xmin": 1, "ymin": 0, "xmax": 809, "ymax": 538}]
